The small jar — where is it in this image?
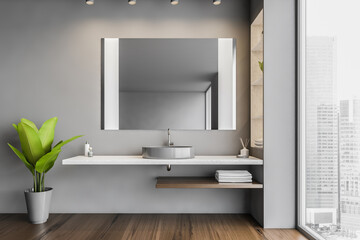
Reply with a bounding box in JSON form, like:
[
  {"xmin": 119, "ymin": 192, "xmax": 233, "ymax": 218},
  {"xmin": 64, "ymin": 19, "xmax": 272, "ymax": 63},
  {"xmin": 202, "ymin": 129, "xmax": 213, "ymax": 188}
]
[
  {"xmin": 88, "ymin": 147, "xmax": 93, "ymax": 157},
  {"xmin": 240, "ymin": 148, "xmax": 249, "ymax": 158}
]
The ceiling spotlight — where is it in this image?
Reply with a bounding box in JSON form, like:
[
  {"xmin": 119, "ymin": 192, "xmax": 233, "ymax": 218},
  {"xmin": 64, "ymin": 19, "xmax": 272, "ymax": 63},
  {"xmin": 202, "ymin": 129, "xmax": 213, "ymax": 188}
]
[
  {"xmin": 213, "ymin": 0, "xmax": 221, "ymax": 5},
  {"xmin": 86, "ymin": 0, "xmax": 94, "ymax": 5},
  {"xmin": 128, "ymin": 0, "xmax": 136, "ymax": 5},
  {"xmin": 171, "ymin": 0, "xmax": 179, "ymax": 5}
]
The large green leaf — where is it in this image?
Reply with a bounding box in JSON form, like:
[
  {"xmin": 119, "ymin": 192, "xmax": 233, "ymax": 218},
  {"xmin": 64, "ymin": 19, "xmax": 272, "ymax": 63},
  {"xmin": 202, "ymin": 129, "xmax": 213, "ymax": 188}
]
[
  {"xmin": 53, "ymin": 135, "xmax": 83, "ymax": 150},
  {"xmin": 8, "ymin": 143, "xmax": 34, "ymax": 175},
  {"xmin": 12, "ymin": 123, "xmax": 18, "ymax": 132},
  {"xmin": 20, "ymin": 118, "xmax": 39, "ymax": 133},
  {"xmin": 53, "ymin": 140, "xmax": 63, "ymax": 148},
  {"xmin": 38, "ymin": 117, "xmax": 58, "ymax": 153},
  {"xmin": 35, "ymin": 148, "xmax": 61, "ymax": 173},
  {"xmin": 35, "ymin": 135, "xmax": 82, "ymax": 173},
  {"xmin": 18, "ymin": 122, "xmax": 45, "ymax": 166}
]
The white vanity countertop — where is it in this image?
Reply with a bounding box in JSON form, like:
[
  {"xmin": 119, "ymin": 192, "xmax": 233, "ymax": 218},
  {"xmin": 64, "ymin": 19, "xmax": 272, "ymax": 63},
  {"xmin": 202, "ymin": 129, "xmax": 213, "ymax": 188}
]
[{"xmin": 62, "ymin": 155, "xmax": 263, "ymax": 166}]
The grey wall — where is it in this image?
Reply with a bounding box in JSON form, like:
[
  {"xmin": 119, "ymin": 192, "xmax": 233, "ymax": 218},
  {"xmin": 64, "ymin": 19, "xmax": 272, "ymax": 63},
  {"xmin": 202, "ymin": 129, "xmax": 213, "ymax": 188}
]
[
  {"xmin": 119, "ymin": 92, "xmax": 206, "ymax": 130},
  {"xmin": 0, "ymin": 0, "xmax": 251, "ymax": 213},
  {"xmin": 263, "ymin": 0, "xmax": 296, "ymax": 228},
  {"xmin": 249, "ymin": 0, "xmax": 296, "ymax": 229}
]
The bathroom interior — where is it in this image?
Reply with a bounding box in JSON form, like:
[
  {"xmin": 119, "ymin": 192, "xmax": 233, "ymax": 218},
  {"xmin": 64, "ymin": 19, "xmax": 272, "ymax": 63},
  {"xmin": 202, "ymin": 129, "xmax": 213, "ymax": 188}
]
[{"xmin": 0, "ymin": 0, "xmax": 299, "ymax": 239}]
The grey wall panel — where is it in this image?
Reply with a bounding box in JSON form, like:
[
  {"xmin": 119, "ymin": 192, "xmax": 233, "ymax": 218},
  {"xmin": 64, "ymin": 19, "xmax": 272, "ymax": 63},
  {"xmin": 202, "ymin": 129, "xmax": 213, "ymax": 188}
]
[
  {"xmin": 0, "ymin": 0, "xmax": 251, "ymax": 213},
  {"xmin": 263, "ymin": 0, "xmax": 296, "ymax": 228},
  {"xmin": 119, "ymin": 92, "xmax": 205, "ymax": 130}
]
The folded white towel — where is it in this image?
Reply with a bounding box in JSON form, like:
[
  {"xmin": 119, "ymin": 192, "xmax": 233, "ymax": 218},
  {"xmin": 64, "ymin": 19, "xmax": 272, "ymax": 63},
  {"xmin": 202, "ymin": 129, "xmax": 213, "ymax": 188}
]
[
  {"xmin": 216, "ymin": 170, "xmax": 251, "ymax": 175},
  {"xmin": 216, "ymin": 178, "xmax": 252, "ymax": 182},
  {"xmin": 215, "ymin": 170, "xmax": 253, "ymax": 183},
  {"xmin": 215, "ymin": 175, "xmax": 252, "ymax": 183},
  {"xmin": 216, "ymin": 175, "xmax": 252, "ymax": 179},
  {"xmin": 216, "ymin": 171, "xmax": 251, "ymax": 174},
  {"xmin": 216, "ymin": 175, "xmax": 251, "ymax": 178},
  {"xmin": 217, "ymin": 179, "xmax": 252, "ymax": 183},
  {"xmin": 216, "ymin": 174, "xmax": 252, "ymax": 179}
]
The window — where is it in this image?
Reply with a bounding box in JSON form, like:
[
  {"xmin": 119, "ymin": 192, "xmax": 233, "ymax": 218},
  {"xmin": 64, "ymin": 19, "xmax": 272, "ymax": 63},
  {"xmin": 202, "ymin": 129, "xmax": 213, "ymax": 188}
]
[{"xmin": 298, "ymin": 0, "xmax": 360, "ymax": 239}]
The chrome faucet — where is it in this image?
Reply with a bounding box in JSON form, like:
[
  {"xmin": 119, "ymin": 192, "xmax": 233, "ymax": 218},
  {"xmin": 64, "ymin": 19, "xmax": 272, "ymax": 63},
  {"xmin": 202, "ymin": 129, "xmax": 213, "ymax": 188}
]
[{"xmin": 167, "ymin": 128, "xmax": 174, "ymax": 146}]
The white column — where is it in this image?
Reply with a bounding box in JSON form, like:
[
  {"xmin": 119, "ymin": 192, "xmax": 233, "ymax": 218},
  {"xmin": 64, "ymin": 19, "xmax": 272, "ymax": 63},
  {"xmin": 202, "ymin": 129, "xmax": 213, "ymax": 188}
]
[
  {"xmin": 218, "ymin": 38, "xmax": 236, "ymax": 130},
  {"xmin": 104, "ymin": 38, "xmax": 120, "ymax": 130},
  {"xmin": 205, "ymin": 86, "xmax": 212, "ymax": 130}
]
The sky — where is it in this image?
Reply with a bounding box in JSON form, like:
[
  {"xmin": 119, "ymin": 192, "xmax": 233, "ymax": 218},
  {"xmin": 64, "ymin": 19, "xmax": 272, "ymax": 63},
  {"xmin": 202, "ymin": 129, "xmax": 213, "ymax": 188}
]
[{"xmin": 306, "ymin": 0, "xmax": 360, "ymax": 100}]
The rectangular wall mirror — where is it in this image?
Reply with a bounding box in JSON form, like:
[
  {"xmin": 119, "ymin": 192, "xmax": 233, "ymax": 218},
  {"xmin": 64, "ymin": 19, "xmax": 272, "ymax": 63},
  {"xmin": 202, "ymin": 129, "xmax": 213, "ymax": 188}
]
[{"xmin": 101, "ymin": 38, "xmax": 236, "ymax": 130}]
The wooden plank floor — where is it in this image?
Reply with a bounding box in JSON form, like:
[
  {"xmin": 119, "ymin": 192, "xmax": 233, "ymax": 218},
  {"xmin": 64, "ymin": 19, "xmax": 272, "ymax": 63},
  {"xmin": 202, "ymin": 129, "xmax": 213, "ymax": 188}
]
[{"xmin": 0, "ymin": 214, "xmax": 308, "ymax": 240}]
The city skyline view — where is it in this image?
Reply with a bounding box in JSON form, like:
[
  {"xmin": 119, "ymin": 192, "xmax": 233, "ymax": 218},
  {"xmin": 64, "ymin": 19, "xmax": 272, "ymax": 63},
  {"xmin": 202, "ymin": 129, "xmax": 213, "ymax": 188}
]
[
  {"xmin": 305, "ymin": 35, "xmax": 360, "ymax": 239},
  {"xmin": 304, "ymin": 1, "xmax": 360, "ymax": 239}
]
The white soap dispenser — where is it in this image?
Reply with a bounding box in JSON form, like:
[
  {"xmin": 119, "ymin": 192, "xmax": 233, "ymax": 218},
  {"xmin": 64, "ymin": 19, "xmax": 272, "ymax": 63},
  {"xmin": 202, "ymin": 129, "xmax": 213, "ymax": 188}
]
[
  {"xmin": 88, "ymin": 147, "xmax": 93, "ymax": 157},
  {"xmin": 85, "ymin": 141, "xmax": 90, "ymax": 157}
]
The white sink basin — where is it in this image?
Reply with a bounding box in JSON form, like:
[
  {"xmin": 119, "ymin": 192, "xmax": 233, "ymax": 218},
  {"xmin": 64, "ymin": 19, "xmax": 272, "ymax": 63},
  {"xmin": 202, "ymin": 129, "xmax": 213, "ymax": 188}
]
[{"xmin": 142, "ymin": 146, "xmax": 194, "ymax": 159}]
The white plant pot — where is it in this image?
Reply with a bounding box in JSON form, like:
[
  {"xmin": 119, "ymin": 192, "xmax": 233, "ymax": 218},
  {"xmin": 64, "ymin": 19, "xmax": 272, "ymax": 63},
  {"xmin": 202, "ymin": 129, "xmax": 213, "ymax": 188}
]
[{"xmin": 24, "ymin": 187, "xmax": 53, "ymax": 224}]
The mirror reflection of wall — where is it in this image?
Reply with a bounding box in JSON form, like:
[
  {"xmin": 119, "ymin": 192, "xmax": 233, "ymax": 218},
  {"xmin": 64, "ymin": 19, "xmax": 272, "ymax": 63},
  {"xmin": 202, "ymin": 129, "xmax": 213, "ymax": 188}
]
[{"xmin": 101, "ymin": 38, "xmax": 236, "ymax": 130}]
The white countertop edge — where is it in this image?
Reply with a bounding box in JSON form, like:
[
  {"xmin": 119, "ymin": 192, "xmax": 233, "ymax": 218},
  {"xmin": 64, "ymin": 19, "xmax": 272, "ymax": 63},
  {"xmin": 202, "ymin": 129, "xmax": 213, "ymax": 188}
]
[{"xmin": 62, "ymin": 155, "xmax": 263, "ymax": 166}]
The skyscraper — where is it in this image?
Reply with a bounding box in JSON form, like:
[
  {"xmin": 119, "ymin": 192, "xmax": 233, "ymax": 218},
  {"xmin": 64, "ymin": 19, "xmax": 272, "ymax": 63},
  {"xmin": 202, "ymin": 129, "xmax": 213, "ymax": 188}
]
[
  {"xmin": 339, "ymin": 99, "xmax": 360, "ymax": 234},
  {"xmin": 305, "ymin": 37, "xmax": 338, "ymax": 212}
]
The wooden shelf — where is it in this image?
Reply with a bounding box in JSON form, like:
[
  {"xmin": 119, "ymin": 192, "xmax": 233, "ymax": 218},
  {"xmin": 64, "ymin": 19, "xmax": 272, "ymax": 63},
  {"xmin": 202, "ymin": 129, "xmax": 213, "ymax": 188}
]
[
  {"xmin": 251, "ymin": 76, "xmax": 263, "ymax": 86},
  {"xmin": 156, "ymin": 177, "xmax": 263, "ymax": 189},
  {"xmin": 251, "ymin": 38, "xmax": 263, "ymax": 52},
  {"xmin": 251, "ymin": 115, "xmax": 263, "ymax": 120}
]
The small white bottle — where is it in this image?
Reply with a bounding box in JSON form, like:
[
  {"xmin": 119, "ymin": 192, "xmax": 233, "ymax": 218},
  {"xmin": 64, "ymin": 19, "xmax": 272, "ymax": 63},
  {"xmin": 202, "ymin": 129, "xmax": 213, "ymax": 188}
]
[
  {"xmin": 85, "ymin": 142, "xmax": 90, "ymax": 157},
  {"xmin": 88, "ymin": 147, "xmax": 93, "ymax": 157}
]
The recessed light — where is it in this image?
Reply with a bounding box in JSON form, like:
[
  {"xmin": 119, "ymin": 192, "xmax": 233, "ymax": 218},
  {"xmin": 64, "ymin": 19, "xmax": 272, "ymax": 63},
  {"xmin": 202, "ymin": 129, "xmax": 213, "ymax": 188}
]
[
  {"xmin": 128, "ymin": 0, "xmax": 136, "ymax": 5},
  {"xmin": 171, "ymin": 0, "xmax": 179, "ymax": 5},
  {"xmin": 86, "ymin": 0, "xmax": 94, "ymax": 5},
  {"xmin": 213, "ymin": 0, "xmax": 221, "ymax": 5}
]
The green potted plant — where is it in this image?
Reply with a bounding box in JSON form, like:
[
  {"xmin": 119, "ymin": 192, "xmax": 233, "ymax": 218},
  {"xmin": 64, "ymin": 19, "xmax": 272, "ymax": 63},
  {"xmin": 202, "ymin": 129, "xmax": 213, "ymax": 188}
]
[{"xmin": 7, "ymin": 117, "xmax": 82, "ymax": 224}]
